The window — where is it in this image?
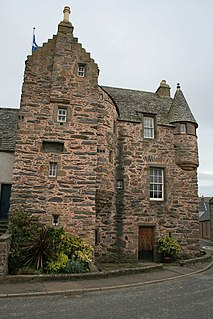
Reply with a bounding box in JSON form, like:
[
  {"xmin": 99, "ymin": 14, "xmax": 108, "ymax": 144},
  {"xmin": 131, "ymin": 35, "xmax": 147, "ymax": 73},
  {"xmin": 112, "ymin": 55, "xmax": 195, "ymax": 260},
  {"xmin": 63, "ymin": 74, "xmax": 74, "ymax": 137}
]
[
  {"xmin": 95, "ymin": 229, "xmax": 100, "ymax": 245},
  {"xmin": 49, "ymin": 162, "xmax": 58, "ymax": 178},
  {"xmin": 117, "ymin": 180, "xmax": 123, "ymax": 189},
  {"xmin": 57, "ymin": 108, "xmax": 67, "ymax": 123},
  {"xmin": 109, "ymin": 150, "xmax": 114, "ymax": 163},
  {"xmin": 144, "ymin": 116, "xmax": 154, "ymax": 138},
  {"xmin": 113, "ymin": 120, "xmax": 116, "ymax": 133},
  {"xmin": 52, "ymin": 214, "xmax": 59, "ymax": 226},
  {"xmin": 150, "ymin": 168, "xmax": 164, "ymax": 200},
  {"xmin": 97, "ymin": 148, "xmax": 105, "ymax": 153},
  {"xmin": 180, "ymin": 123, "xmax": 187, "ymax": 134},
  {"xmin": 77, "ymin": 64, "xmax": 86, "ymax": 77}
]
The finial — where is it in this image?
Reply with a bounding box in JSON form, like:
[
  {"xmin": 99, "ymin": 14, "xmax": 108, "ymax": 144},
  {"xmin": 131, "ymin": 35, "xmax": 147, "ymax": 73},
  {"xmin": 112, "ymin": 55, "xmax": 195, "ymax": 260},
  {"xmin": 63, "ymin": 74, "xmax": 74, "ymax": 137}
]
[
  {"xmin": 63, "ymin": 6, "xmax": 71, "ymax": 22},
  {"xmin": 177, "ymin": 83, "xmax": 181, "ymax": 89}
]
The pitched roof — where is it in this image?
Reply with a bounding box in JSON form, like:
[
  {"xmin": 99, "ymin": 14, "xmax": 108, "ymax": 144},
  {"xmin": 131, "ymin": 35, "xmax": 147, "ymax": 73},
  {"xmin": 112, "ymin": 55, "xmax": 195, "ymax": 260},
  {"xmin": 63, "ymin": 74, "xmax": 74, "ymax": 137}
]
[
  {"xmin": 101, "ymin": 86, "xmax": 173, "ymax": 125},
  {"xmin": 168, "ymin": 87, "xmax": 197, "ymax": 126},
  {"xmin": 198, "ymin": 196, "xmax": 211, "ymax": 221},
  {"xmin": 0, "ymin": 108, "xmax": 19, "ymax": 151}
]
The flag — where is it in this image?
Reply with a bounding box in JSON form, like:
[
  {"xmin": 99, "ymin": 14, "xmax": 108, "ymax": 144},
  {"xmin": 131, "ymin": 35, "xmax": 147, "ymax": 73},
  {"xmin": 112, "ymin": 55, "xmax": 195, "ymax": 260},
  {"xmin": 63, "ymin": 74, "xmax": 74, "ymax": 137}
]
[{"xmin": 32, "ymin": 29, "xmax": 38, "ymax": 52}]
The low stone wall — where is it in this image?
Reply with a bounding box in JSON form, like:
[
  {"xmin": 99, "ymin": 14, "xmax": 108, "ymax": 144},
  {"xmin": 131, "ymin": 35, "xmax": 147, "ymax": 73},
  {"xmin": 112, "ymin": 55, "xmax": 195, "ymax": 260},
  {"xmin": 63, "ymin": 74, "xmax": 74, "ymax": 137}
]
[{"xmin": 0, "ymin": 234, "xmax": 11, "ymax": 275}]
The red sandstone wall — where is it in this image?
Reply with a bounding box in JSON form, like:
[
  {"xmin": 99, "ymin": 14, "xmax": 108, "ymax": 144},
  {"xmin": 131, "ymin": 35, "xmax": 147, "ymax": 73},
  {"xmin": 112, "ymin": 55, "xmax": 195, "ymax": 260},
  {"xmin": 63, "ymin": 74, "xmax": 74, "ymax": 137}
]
[{"xmin": 10, "ymin": 22, "xmax": 99, "ymax": 245}]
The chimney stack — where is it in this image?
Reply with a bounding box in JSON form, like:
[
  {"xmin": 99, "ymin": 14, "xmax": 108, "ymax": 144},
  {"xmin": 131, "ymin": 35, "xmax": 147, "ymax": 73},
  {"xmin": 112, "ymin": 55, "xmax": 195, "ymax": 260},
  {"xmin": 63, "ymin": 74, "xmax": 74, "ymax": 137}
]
[{"xmin": 156, "ymin": 80, "xmax": 171, "ymax": 97}]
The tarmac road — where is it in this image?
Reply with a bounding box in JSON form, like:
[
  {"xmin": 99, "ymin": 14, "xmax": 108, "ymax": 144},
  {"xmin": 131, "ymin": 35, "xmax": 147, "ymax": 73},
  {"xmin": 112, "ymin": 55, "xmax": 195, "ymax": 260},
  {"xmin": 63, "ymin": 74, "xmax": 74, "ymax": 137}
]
[{"xmin": 0, "ymin": 265, "xmax": 213, "ymax": 319}]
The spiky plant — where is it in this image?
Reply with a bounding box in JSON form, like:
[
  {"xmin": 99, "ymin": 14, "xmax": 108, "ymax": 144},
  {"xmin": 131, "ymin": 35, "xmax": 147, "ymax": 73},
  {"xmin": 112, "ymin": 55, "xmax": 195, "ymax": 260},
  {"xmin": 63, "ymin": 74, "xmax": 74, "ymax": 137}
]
[{"xmin": 24, "ymin": 226, "xmax": 53, "ymax": 270}]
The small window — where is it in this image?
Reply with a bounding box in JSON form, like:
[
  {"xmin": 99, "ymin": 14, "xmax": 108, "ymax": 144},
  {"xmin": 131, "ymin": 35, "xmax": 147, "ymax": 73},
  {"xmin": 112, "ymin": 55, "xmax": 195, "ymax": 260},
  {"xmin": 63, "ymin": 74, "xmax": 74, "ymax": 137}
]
[
  {"xmin": 150, "ymin": 168, "xmax": 164, "ymax": 200},
  {"xmin": 95, "ymin": 229, "xmax": 100, "ymax": 245},
  {"xmin": 77, "ymin": 64, "xmax": 86, "ymax": 77},
  {"xmin": 180, "ymin": 123, "xmax": 187, "ymax": 134},
  {"xmin": 113, "ymin": 120, "xmax": 116, "ymax": 134},
  {"xmin": 52, "ymin": 214, "xmax": 59, "ymax": 226},
  {"xmin": 57, "ymin": 108, "xmax": 67, "ymax": 123},
  {"xmin": 109, "ymin": 150, "xmax": 114, "ymax": 163},
  {"xmin": 144, "ymin": 116, "xmax": 154, "ymax": 139},
  {"xmin": 97, "ymin": 148, "xmax": 105, "ymax": 153},
  {"xmin": 49, "ymin": 162, "xmax": 58, "ymax": 178},
  {"xmin": 117, "ymin": 180, "xmax": 123, "ymax": 189}
]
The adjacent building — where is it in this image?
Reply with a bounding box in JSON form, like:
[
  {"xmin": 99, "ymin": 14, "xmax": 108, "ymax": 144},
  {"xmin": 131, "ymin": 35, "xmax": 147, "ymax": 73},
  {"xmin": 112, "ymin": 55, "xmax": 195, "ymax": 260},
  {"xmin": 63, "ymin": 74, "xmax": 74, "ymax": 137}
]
[
  {"xmin": 199, "ymin": 196, "xmax": 213, "ymax": 240},
  {"xmin": 0, "ymin": 7, "xmax": 200, "ymax": 261}
]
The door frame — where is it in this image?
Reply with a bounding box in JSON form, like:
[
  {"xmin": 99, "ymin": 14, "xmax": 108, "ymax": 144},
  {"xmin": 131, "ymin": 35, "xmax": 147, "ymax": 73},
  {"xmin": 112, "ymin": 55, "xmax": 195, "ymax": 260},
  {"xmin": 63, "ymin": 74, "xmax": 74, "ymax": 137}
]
[
  {"xmin": 138, "ymin": 224, "xmax": 156, "ymax": 261},
  {"xmin": 0, "ymin": 183, "xmax": 12, "ymax": 220}
]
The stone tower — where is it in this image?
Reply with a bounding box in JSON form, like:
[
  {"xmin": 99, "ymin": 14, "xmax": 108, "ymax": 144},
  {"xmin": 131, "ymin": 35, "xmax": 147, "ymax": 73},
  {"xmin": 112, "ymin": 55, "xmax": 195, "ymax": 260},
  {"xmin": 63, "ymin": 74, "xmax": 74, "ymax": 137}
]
[{"xmin": 10, "ymin": 7, "xmax": 99, "ymax": 245}]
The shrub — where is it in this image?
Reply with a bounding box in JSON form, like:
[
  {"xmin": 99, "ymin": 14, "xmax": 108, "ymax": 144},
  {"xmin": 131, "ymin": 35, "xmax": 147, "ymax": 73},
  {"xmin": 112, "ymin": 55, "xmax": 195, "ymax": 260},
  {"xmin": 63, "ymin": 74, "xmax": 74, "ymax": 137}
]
[
  {"xmin": 8, "ymin": 210, "xmax": 40, "ymax": 273},
  {"xmin": 45, "ymin": 253, "xmax": 69, "ymax": 273},
  {"xmin": 65, "ymin": 258, "xmax": 89, "ymax": 274},
  {"xmin": 24, "ymin": 226, "xmax": 54, "ymax": 270},
  {"xmin": 158, "ymin": 237, "xmax": 181, "ymax": 259},
  {"xmin": 8, "ymin": 211, "xmax": 93, "ymax": 274}
]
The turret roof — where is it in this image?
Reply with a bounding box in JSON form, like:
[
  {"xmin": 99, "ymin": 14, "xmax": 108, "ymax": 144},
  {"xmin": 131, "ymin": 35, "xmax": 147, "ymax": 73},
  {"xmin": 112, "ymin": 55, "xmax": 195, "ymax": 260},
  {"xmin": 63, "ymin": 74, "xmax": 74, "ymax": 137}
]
[{"xmin": 168, "ymin": 85, "xmax": 197, "ymax": 126}]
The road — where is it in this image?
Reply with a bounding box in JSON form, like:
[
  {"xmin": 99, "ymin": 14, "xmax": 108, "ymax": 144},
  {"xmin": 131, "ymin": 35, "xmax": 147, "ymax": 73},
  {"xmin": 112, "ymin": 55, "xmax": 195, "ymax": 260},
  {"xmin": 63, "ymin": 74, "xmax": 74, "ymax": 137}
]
[{"xmin": 1, "ymin": 266, "xmax": 213, "ymax": 319}]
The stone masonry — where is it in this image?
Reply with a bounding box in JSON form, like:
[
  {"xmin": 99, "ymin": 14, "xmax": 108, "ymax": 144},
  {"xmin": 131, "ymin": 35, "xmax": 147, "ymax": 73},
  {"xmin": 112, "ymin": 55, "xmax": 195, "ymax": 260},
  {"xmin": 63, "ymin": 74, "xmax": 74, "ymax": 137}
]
[{"xmin": 6, "ymin": 7, "xmax": 200, "ymax": 262}]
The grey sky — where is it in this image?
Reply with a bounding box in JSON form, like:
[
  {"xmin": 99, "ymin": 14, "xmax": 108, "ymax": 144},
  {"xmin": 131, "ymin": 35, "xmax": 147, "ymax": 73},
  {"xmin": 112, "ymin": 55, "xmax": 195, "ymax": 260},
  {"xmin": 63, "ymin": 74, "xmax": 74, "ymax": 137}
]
[{"xmin": 0, "ymin": 0, "xmax": 213, "ymax": 196}]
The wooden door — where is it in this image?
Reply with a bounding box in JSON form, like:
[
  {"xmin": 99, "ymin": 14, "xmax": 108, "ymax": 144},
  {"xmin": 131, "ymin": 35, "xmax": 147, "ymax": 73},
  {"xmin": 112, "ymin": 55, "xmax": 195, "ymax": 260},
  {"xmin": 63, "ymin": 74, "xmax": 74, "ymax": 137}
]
[
  {"xmin": 138, "ymin": 226, "xmax": 154, "ymax": 261},
  {"xmin": 0, "ymin": 184, "xmax": 12, "ymax": 220}
]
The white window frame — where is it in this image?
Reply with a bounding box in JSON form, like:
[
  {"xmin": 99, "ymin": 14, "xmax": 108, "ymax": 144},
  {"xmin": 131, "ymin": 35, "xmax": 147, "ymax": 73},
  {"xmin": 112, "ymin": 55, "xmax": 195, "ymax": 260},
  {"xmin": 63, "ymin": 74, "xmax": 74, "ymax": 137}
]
[
  {"xmin": 57, "ymin": 108, "xmax": 67, "ymax": 123},
  {"xmin": 180, "ymin": 123, "xmax": 187, "ymax": 134},
  {"xmin": 77, "ymin": 65, "xmax": 86, "ymax": 77},
  {"xmin": 49, "ymin": 162, "xmax": 58, "ymax": 178},
  {"xmin": 150, "ymin": 168, "xmax": 164, "ymax": 201},
  {"xmin": 144, "ymin": 116, "xmax": 154, "ymax": 139}
]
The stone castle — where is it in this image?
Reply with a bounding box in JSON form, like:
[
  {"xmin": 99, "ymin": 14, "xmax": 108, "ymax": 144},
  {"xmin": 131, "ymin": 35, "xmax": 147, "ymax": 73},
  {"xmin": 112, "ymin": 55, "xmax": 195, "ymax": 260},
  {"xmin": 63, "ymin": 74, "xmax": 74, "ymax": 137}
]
[{"xmin": 0, "ymin": 7, "xmax": 199, "ymax": 262}]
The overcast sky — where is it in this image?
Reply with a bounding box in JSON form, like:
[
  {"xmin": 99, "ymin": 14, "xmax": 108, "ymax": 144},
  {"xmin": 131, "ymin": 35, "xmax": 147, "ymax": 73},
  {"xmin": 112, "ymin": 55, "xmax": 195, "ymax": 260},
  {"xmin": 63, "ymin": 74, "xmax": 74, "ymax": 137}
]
[{"xmin": 0, "ymin": 0, "xmax": 213, "ymax": 196}]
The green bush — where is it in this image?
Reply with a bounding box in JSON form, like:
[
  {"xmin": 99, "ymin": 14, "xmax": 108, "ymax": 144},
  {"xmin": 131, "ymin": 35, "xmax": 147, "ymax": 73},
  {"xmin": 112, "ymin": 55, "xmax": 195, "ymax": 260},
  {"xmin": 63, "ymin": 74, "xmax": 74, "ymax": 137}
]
[
  {"xmin": 45, "ymin": 253, "xmax": 69, "ymax": 273},
  {"xmin": 65, "ymin": 258, "xmax": 89, "ymax": 274},
  {"xmin": 158, "ymin": 237, "xmax": 181, "ymax": 258},
  {"xmin": 8, "ymin": 211, "xmax": 93, "ymax": 274},
  {"xmin": 8, "ymin": 210, "xmax": 40, "ymax": 273}
]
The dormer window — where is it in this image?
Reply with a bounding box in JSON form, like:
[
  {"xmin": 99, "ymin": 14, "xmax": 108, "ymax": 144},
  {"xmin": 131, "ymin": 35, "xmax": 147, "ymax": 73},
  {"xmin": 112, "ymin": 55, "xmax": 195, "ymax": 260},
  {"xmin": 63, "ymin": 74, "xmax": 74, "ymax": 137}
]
[
  {"xmin": 180, "ymin": 123, "xmax": 187, "ymax": 134},
  {"xmin": 144, "ymin": 116, "xmax": 154, "ymax": 139},
  {"xmin": 77, "ymin": 64, "xmax": 86, "ymax": 77}
]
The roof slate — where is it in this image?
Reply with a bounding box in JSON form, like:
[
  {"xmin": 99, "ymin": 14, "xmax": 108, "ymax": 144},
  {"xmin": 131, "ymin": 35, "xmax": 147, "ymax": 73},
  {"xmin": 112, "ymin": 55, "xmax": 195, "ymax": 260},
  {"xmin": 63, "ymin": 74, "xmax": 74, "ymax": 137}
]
[
  {"xmin": 168, "ymin": 88, "xmax": 197, "ymax": 125},
  {"xmin": 101, "ymin": 85, "xmax": 195, "ymax": 126},
  {"xmin": 0, "ymin": 108, "xmax": 19, "ymax": 151}
]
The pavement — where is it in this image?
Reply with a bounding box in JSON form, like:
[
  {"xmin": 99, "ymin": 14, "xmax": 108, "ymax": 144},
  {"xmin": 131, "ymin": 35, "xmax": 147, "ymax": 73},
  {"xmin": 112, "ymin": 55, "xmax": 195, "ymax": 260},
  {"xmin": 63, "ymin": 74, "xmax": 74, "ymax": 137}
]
[{"xmin": 0, "ymin": 253, "xmax": 212, "ymax": 299}]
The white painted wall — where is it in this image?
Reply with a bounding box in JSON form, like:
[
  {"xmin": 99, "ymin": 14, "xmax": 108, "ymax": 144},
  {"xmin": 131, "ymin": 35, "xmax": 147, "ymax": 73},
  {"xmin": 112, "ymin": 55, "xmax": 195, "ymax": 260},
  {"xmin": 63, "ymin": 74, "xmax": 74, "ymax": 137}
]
[{"xmin": 0, "ymin": 152, "xmax": 14, "ymax": 184}]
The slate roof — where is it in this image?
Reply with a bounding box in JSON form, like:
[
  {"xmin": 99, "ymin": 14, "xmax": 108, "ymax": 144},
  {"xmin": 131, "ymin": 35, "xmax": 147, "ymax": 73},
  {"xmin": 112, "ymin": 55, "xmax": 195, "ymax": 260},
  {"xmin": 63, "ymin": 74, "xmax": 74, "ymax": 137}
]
[
  {"xmin": 168, "ymin": 88, "xmax": 197, "ymax": 126},
  {"xmin": 101, "ymin": 85, "xmax": 197, "ymax": 126},
  {"xmin": 0, "ymin": 108, "xmax": 19, "ymax": 151},
  {"xmin": 199, "ymin": 196, "xmax": 212, "ymax": 222}
]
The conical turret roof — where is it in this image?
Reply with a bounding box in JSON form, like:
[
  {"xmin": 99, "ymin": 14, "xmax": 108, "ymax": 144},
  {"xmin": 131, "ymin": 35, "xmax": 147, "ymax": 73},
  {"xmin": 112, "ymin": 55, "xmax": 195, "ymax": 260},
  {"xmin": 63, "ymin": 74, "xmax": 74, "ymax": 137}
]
[{"xmin": 168, "ymin": 84, "xmax": 197, "ymax": 126}]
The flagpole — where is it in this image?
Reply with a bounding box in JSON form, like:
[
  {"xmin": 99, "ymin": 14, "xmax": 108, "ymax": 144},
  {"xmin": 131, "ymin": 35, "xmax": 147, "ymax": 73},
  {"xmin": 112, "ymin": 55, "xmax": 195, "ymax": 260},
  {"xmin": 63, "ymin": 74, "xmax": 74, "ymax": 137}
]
[
  {"xmin": 32, "ymin": 27, "xmax": 38, "ymax": 53},
  {"xmin": 32, "ymin": 27, "xmax": 35, "ymax": 53}
]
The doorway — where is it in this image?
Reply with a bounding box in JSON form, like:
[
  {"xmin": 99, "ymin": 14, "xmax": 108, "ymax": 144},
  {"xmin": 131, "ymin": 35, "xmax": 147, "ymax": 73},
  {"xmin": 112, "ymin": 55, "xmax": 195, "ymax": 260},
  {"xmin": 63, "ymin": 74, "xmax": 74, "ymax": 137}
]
[
  {"xmin": 138, "ymin": 226, "xmax": 155, "ymax": 261},
  {"xmin": 0, "ymin": 184, "xmax": 12, "ymax": 220}
]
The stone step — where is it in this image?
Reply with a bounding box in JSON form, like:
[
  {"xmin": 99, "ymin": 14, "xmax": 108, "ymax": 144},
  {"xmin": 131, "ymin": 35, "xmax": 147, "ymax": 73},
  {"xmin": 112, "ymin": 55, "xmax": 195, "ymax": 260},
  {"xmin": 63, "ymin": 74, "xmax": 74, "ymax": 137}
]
[{"xmin": 0, "ymin": 220, "xmax": 8, "ymax": 236}]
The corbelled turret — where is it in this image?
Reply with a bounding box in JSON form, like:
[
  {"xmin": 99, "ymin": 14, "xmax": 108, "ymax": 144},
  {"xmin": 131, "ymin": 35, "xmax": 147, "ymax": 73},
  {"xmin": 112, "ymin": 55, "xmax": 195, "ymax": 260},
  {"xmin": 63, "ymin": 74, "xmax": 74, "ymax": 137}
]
[{"xmin": 168, "ymin": 84, "xmax": 199, "ymax": 171}]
